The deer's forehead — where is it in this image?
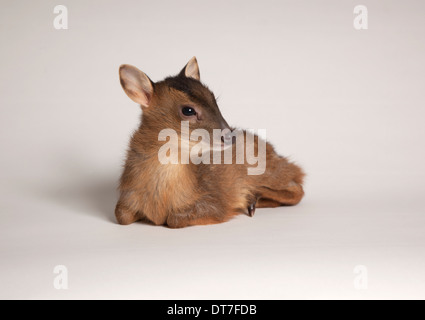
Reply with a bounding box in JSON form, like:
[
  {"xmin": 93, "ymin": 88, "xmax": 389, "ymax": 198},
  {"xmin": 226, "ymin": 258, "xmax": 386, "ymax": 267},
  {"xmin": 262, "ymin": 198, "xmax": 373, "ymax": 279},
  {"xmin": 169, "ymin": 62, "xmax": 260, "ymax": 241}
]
[{"xmin": 161, "ymin": 78, "xmax": 217, "ymax": 109}]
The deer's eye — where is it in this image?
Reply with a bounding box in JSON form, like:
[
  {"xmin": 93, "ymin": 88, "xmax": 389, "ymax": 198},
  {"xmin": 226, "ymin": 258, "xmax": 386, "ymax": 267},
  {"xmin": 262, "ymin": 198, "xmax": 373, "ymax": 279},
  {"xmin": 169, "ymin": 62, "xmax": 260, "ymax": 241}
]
[{"xmin": 182, "ymin": 106, "xmax": 197, "ymax": 116}]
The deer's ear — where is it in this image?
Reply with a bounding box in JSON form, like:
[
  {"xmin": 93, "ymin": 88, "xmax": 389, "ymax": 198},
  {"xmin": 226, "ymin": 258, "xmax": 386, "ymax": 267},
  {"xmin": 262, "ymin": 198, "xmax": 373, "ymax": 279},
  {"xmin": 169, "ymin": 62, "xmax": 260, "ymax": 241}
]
[
  {"xmin": 119, "ymin": 64, "xmax": 154, "ymax": 107},
  {"xmin": 180, "ymin": 56, "xmax": 200, "ymax": 81}
]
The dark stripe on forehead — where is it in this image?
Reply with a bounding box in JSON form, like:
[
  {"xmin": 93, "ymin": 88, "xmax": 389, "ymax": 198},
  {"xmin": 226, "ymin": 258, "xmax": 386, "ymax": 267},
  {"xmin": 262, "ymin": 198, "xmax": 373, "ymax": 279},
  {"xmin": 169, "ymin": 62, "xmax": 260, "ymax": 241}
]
[{"xmin": 164, "ymin": 76, "xmax": 214, "ymax": 106}]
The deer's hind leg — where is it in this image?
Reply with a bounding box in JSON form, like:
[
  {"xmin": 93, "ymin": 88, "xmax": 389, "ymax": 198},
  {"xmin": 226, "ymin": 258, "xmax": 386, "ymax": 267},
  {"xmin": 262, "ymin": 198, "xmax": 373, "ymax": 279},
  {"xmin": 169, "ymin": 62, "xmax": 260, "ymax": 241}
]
[
  {"xmin": 252, "ymin": 152, "xmax": 305, "ymax": 208},
  {"xmin": 256, "ymin": 182, "xmax": 304, "ymax": 208}
]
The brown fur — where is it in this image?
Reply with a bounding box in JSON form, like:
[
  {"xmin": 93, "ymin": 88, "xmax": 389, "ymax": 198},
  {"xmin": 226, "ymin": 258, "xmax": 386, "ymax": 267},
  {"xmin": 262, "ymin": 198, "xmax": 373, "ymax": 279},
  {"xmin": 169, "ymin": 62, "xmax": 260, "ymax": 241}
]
[{"xmin": 116, "ymin": 58, "xmax": 305, "ymax": 228}]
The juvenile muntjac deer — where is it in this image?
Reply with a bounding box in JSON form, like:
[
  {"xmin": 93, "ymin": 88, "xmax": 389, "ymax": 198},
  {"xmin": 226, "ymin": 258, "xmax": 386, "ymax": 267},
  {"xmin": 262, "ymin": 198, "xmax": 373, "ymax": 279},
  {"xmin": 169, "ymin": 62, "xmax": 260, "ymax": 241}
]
[{"xmin": 116, "ymin": 57, "xmax": 305, "ymax": 228}]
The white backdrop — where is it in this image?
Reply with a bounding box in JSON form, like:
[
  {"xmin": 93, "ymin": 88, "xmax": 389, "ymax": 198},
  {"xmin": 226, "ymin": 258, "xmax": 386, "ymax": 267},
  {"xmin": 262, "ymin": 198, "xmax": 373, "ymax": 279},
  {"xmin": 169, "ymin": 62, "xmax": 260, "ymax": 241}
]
[{"xmin": 1, "ymin": 0, "xmax": 424, "ymax": 299}]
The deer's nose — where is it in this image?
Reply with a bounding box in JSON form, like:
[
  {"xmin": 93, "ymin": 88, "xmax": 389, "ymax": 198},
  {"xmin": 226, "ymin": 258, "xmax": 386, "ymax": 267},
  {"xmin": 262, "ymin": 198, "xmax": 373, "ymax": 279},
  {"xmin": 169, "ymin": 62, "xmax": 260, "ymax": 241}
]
[{"xmin": 221, "ymin": 128, "xmax": 234, "ymax": 145}]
